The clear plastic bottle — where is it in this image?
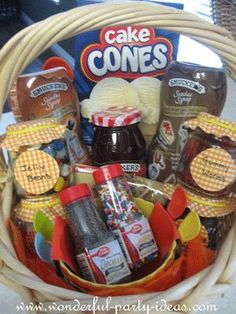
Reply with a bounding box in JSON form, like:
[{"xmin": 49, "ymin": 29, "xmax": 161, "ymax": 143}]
[
  {"xmin": 93, "ymin": 164, "xmax": 158, "ymax": 269},
  {"xmin": 59, "ymin": 183, "xmax": 131, "ymax": 284}
]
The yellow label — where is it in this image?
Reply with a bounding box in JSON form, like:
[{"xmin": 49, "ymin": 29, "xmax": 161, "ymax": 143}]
[
  {"xmin": 190, "ymin": 147, "xmax": 236, "ymax": 192},
  {"xmin": 14, "ymin": 150, "xmax": 60, "ymax": 194}
]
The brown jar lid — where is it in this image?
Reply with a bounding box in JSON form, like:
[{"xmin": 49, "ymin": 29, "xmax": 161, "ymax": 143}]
[{"xmin": 184, "ymin": 112, "xmax": 236, "ymax": 141}]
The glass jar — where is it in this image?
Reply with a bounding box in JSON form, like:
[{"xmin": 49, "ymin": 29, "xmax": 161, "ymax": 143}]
[
  {"xmin": 93, "ymin": 164, "xmax": 158, "ymax": 269},
  {"xmin": 59, "ymin": 183, "xmax": 131, "ymax": 284},
  {"xmin": 91, "ymin": 106, "xmax": 146, "ymax": 177},
  {"xmin": 177, "ymin": 113, "xmax": 236, "ymax": 197},
  {"xmin": 148, "ymin": 61, "xmax": 227, "ymax": 183},
  {"xmin": 163, "ymin": 183, "xmax": 236, "ymax": 250},
  {"xmin": 1, "ymin": 118, "xmax": 71, "ymax": 197},
  {"xmin": 12, "ymin": 194, "xmax": 65, "ymax": 254}
]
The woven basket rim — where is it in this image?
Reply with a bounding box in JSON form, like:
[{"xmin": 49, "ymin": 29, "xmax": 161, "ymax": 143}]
[{"xmin": 0, "ymin": 2, "xmax": 236, "ymax": 312}]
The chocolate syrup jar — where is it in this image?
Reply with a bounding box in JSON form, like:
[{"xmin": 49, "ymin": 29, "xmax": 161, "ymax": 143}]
[
  {"xmin": 91, "ymin": 106, "xmax": 146, "ymax": 177},
  {"xmin": 148, "ymin": 61, "xmax": 227, "ymax": 184}
]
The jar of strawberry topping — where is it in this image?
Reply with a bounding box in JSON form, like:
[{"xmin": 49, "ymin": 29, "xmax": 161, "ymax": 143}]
[
  {"xmin": 91, "ymin": 106, "xmax": 146, "ymax": 177},
  {"xmin": 177, "ymin": 113, "xmax": 236, "ymax": 197}
]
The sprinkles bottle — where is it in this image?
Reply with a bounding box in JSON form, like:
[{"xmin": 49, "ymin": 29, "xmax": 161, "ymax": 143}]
[
  {"xmin": 59, "ymin": 183, "xmax": 131, "ymax": 284},
  {"xmin": 93, "ymin": 164, "xmax": 158, "ymax": 269}
]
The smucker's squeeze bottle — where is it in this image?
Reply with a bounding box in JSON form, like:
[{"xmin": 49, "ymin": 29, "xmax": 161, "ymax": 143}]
[{"xmin": 148, "ymin": 61, "xmax": 227, "ymax": 184}]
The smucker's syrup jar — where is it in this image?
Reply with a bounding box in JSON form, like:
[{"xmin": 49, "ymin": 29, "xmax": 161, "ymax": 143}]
[
  {"xmin": 91, "ymin": 106, "xmax": 146, "ymax": 177},
  {"xmin": 177, "ymin": 113, "xmax": 236, "ymax": 197}
]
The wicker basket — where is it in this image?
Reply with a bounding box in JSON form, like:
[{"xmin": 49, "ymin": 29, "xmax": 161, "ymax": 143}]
[
  {"xmin": 0, "ymin": 2, "xmax": 236, "ymax": 313},
  {"xmin": 211, "ymin": 0, "xmax": 236, "ymax": 40}
]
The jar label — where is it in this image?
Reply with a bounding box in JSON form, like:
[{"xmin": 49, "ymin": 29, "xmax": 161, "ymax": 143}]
[
  {"xmin": 94, "ymin": 161, "xmax": 146, "ymax": 177},
  {"xmin": 77, "ymin": 240, "xmax": 131, "ymax": 284},
  {"xmin": 120, "ymin": 162, "xmax": 146, "ymax": 177},
  {"xmin": 122, "ymin": 216, "xmax": 158, "ymax": 263},
  {"xmin": 14, "ymin": 150, "xmax": 60, "ymax": 194},
  {"xmin": 190, "ymin": 147, "xmax": 236, "ymax": 192}
]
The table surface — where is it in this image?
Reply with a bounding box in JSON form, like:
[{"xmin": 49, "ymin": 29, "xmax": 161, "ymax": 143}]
[{"xmin": 0, "ymin": 78, "xmax": 236, "ymax": 313}]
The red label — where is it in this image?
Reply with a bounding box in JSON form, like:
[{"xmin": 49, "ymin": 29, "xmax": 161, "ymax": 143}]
[
  {"xmin": 96, "ymin": 246, "xmax": 110, "ymax": 258},
  {"xmin": 162, "ymin": 120, "xmax": 174, "ymax": 137},
  {"xmin": 80, "ymin": 26, "xmax": 173, "ymax": 82},
  {"xmin": 130, "ymin": 224, "xmax": 142, "ymax": 234},
  {"xmin": 121, "ymin": 217, "xmax": 158, "ymax": 267}
]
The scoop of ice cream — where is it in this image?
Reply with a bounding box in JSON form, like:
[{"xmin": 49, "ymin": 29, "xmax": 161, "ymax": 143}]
[
  {"xmin": 80, "ymin": 98, "xmax": 95, "ymax": 120},
  {"xmin": 80, "ymin": 77, "xmax": 142, "ymax": 121},
  {"xmin": 90, "ymin": 77, "xmax": 140, "ymax": 109},
  {"xmin": 131, "ymin": 77, "xmax": 161, "ymax": 124},
  {"xmin": 80, "ymin": 76, "xmax": 161, "ymax": 125}
]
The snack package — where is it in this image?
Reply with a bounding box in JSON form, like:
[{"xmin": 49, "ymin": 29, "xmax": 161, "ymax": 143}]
[
  {"xmin": 126, "ymin": 175, "xmax": 168, "ymax": 206},
  {"xmin": 9, "ymin": 67, "xmax": 90, "ymax": 165},
  {"xmin": 74, "ymin": 2, "xmax": 183, "ymax": 148},
  {"xmin": 69, "ymin": 164, "xmax": 97, "ymax": 188},
  {"xmin": 69, "ymin": 164, "xmax": 168, "ymax": 206}
]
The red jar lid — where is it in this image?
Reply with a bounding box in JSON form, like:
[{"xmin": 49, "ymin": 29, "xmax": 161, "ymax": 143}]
[
  {"xmin": 92, "ymin": 106, "xmax": 141, "ymax": 127},
  {"xmin": 93, "ymin": 164, "xmax": 124, "ymax": 185},
  {"xmin": 59, "ymin": 183, "xmax": 91, "ymax": 205}
]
